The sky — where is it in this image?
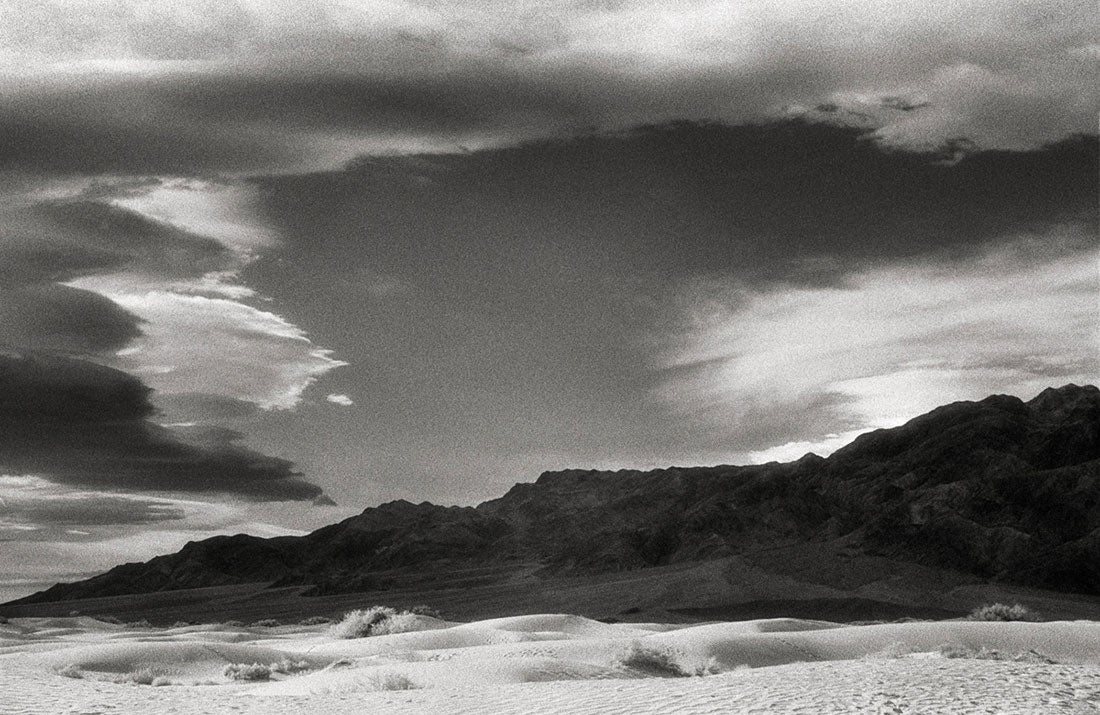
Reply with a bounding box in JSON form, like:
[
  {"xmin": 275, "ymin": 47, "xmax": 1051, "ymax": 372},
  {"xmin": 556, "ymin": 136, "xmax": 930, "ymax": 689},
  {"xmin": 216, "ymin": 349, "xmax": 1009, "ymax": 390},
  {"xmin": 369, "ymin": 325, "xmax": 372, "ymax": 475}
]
[{"xmin": 0, "ymin": 0, "xmax": 1097, "ymax": 602}]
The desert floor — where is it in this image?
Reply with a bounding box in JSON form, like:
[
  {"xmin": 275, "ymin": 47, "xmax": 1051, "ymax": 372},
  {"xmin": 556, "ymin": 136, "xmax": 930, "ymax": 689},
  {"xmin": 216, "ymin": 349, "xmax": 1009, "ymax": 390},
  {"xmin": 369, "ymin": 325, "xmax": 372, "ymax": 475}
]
[{"xmin": 3, "ymin": 612, "xmax": 1100, "ymax": 714}]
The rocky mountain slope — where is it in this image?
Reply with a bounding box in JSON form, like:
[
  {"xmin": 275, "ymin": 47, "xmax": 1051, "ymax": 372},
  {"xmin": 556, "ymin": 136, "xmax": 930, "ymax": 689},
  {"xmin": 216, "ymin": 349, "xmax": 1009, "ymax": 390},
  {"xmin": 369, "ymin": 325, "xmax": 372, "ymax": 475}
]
[{"xmin": 10, "ymin": 384, "xmax": 1099, "ymax": 606}]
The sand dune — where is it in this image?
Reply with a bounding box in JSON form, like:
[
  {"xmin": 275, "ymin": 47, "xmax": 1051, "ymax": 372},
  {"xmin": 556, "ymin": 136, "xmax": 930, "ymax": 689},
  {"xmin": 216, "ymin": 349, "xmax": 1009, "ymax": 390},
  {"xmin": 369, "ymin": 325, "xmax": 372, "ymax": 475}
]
[{"xmin": 3, "ymin": 612, "xmax": 1099, "ymax": 714}]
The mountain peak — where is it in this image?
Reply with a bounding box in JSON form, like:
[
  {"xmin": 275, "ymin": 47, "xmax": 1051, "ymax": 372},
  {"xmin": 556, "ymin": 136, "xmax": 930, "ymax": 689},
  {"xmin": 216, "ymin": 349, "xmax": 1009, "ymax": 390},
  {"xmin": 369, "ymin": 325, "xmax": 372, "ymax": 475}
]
[{"xmin": 1028, "ymin": 383, "xmax": 1100, "ymax": 413}]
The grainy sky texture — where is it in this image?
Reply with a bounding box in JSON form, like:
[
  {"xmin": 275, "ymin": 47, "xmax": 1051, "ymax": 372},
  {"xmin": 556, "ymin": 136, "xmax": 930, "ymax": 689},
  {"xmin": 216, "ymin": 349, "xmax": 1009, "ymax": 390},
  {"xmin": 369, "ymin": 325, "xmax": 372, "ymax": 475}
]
[{"xmin": 0, "ymin": 0, "xmax": 1096, "ymax": 601}]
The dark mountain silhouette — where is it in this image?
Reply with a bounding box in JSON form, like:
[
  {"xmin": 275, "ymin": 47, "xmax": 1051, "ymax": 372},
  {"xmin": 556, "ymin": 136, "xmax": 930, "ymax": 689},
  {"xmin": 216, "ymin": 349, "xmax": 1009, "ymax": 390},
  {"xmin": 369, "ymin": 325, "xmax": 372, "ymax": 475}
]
[{"xmin": 9, "ymin": 384, "xmax": 1100, "ymax": 608}]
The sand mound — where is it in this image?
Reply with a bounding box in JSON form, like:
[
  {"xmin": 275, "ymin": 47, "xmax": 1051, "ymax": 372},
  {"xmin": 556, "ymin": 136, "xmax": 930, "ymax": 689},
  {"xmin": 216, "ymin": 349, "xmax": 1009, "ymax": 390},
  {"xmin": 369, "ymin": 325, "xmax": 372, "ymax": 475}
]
[
  {"xmin": 29, "ymin": 639, "xmax": 334, "ymax": 684},
  {"xmin": 255, "ymin": 654, "xmax": 634, "ymax": 696},
  {"xmin": 470, "ymin": 613, "xmax": 656, "ymax": 637}
]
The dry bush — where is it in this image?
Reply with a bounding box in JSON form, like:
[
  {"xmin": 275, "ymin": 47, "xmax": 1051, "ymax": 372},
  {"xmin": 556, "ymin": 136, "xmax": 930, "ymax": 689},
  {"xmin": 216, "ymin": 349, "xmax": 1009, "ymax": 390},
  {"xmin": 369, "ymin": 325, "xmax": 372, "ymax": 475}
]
[
  {"xmin": 370, "ymin": 612, "xmax": 428, "ymax": 636},
  {"xmin": 224, "ymin": 663, "xmax": 273, "ymax": 681},
  {"xmin": 119, "ymin": 666, "xmax": 173, "ymax": 686},
  {"xmin": 224, "ymin": 658, "xmax": 312, "ymax": 681},
  {"xmin": 368, "ymin": 671, "xmax": 420, "ymax": 691},
  {"xmin": 614, "ymin": 642, "xmax": 692, "ymax": 677},
  {"xmin": 966, "ymin": 603, "xmax": 1040, "ymax": 622},
  {"xmin": 272, "ymin": 658, "xmax": 312, "ymax": 674},
  {"xmin": 124, "ymin": 620, "xmax": 153, "ymax": 629},
  {"xmin": 330, "ymin": 606, "xmax": 398, "ymax": 639},
  {"xmin": 329, "ymin": 606, "xmax": 441, "ymax": 638}
]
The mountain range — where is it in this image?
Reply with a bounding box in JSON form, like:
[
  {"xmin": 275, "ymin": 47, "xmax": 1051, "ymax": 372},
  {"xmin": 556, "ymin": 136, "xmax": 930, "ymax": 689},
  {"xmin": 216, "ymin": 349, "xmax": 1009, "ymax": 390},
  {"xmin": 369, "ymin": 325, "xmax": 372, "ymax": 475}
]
[{"xmin": 6, "ymin": 384, "xmax": 1100, "ymax": 619}]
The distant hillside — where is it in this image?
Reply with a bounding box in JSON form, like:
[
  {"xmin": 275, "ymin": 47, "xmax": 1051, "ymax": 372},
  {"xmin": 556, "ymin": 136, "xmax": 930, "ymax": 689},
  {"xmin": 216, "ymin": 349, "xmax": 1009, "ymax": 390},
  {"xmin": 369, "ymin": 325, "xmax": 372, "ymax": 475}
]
[{"xmin": 9, "ymin": 384, "xmax": 1099, "ymax": 607}]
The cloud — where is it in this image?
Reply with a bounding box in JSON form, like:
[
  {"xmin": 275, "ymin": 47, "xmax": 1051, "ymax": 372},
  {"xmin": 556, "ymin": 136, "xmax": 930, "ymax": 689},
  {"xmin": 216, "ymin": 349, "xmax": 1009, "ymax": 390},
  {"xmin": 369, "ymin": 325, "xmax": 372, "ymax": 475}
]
[
  {"xmin": 0, "ymin": 191, "xmax": 244, "ymax": 361},
  {"xmin": 257, "ymin": 121, "xmax": 1097, "ymax": 295},
  {"xmin": 151, "ymin": 392, "xmax": 262, "ymax": 424},
  {"xmin": 0, "ymin": 351, "xmax": 324, "ymax": 500},
  {"xmin": 326, "ymin": 393, "xmax": 354, "ymax": 406},
  {"xmin": 0, "ymin": 178, "xmax": 347, "ymax": 413},
  {"xmin": 0, "ymin": 283, "xmax": 143, "ymax": 354},
  {"xmin": 0, "ymin": 195, "xmax": 231, "ymax": 286},
  {"xmin": 659, "ymin": 235, "xmax": 1099, "ymax": 458},
  {"xmin": 0, "ymin": 0, "xmax": 1093, "ymax": 177},
  {"xmin": 0, "ymin": 476, "xmax": 187, "ymax": 533},
  {"xmin": 56, "ymin": 179, "xmax": 347, "ymax": 410},
  {"xmin": 871, "ymin": 59, "xmax": 1099, "ymax": 151},
  {"xmin": 89, "ymin": 290, "xmax": 347, "ymax": 409}
]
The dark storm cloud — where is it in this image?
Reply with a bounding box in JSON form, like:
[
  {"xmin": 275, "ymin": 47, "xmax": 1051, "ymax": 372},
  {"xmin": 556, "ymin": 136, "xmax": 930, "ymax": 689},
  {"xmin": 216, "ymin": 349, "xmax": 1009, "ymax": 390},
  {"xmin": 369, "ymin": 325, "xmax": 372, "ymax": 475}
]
[
  {"xmin": 0, "ymin": 284, "xmax": 143, "ymax": 354},
  {"xmin": 0, "ymin": 109, "xmax": 306, "ymax": 176},
  {"xmin": 0, "ymin": 352, "xmax": 323, "ymax": 501},
  {"xmin": 0, "ymin": 197, "xmax": 233, "ymax": 285},
  {"xmin": 0, "ymin": 65, "xmax": 827, "ymax": 176},
  {"xmin": 156, "ymin": 65, "xmax": 826, "ymax": 136},
  {"xmin": 257, "ymin": 121, "xmax": 1098, "ymax": 291}
]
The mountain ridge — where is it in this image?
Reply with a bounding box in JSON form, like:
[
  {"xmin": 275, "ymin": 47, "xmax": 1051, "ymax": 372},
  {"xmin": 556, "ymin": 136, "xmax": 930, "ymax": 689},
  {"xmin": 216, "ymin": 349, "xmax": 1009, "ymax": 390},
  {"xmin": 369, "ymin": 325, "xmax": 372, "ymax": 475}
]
[{"xmin": 7, "ymin": 384, "xmax": 1099, "ymax": 607}]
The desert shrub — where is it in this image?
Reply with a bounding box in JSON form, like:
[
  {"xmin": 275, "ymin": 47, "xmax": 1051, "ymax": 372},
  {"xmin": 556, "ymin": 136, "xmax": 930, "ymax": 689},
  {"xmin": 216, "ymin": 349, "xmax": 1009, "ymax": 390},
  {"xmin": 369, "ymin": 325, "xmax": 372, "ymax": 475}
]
[
  {"xmin": 299, "ymin": 615, "xmax": 333, "ymax": 626},
  {"xmin": 407, "ymin": 605, "xmax": 442, "ymax": 619},
  {"xmin": 224, "ymin": 658, "xmax": 312, "ymax": 681},
  {"xmin": 328, "ymin": 606, "xmax": 442, "ymax": 638},
  {"xmin": 368, "ymin": 671, "xmax": 420, "ymax": 691},
  {"xmin": 330, "ymin": 606, "xmax": 398, "ymax": 638},
  {"xmin": 966, "ymin": 603, "xmax": 1040, "ymax": 622},
  {"xmin": 612, "ymin": 642, "xmax": 722, "ymax": 677},
  {"xmin": 614, "ymin": 642, "xmax": 691, "ymax": 677},
  {"xmin": 370, "ymin": 612, "xmax": 427, "ymax": 636},
  {"xmin": 124, "ymin": 620, "xmax": 153, "ymax": 629},
  {"xmin": 272, "ymin": 658, "xmax": 312, "ymax": 674},
  {"xmin": 224, "ymin": 663, "xmax": 273, "ymax": 681},
  {"xmin": 122, "ymin": 667, "xmax": 173, "ymax": 686},
  {"xmin": 251, "ymin": 618, "xmax": 282, "ymax": 628},
  {"xmin": 68, "ymin": 610, "xmax": 81, "ymax": 617},
  {"xmin": 55, "ymin": 664, "xmax": 84, "ymax": 679},
  {"xmin": 171, "ymin": 620, "xmax": 196, "ymax": 628},
  {"xmin": 223, "ymin": 620, "xmax": 245, "ymax": 628}
]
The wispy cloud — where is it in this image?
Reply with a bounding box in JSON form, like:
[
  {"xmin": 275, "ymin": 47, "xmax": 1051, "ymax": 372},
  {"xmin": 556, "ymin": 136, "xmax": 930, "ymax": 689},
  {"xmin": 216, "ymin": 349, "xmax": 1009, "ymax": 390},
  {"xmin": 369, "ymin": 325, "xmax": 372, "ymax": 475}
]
[
  {"xmin": 21, "ymin": 178, "xmax": 351, "ymax": 412},
  {"xmin": 660, "ymin": 232, "xmax": 1098, "ymax": 460}
]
